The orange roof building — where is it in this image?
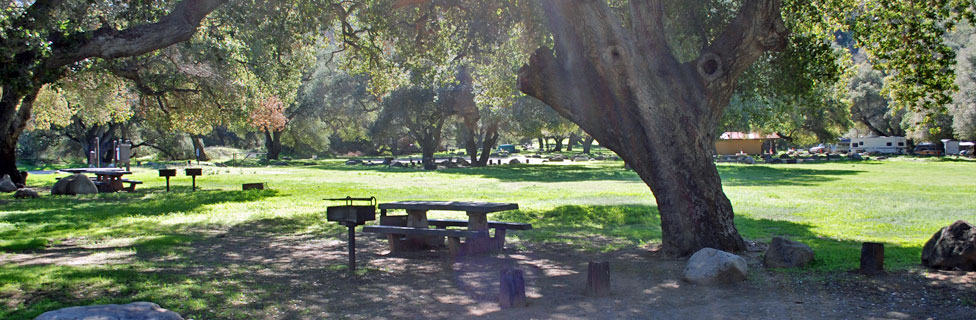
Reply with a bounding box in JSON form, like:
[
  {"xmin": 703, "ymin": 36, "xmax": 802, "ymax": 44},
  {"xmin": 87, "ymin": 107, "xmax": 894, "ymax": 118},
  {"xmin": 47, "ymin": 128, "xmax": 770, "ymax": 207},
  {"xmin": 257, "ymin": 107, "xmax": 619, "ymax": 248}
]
[{"xmin": 715, "ymin": 132, "xmax": 780, "ymax": 155}]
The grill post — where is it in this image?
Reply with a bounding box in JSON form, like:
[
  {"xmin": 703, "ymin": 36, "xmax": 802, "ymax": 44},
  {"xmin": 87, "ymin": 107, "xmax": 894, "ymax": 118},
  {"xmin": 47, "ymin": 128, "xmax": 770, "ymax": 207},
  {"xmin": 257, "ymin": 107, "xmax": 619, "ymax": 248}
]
[
  {"xmin": 325, "ymin": 196, "xmax": 377, "ymax": 274},
  {"xmin": 348, "ymin": 223, "xmax": 356, "ymax": 272}
]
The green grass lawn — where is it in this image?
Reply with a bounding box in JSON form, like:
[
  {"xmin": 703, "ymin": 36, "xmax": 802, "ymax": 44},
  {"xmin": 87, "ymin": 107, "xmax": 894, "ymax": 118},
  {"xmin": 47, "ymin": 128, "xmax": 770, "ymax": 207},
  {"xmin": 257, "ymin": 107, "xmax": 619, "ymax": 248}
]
[{"xmin": 1, "ymin": 158, "xmax": 975, "ymax": 318}]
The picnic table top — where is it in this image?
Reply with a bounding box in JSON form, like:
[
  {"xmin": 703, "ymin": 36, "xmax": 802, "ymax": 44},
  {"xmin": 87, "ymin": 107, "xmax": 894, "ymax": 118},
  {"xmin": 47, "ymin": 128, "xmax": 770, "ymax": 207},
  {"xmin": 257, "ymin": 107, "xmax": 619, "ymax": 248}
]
[
  {"xmin": 378, "ymin": 201, "xmax": 518, "ymax": 213},
  {"xmin": 59, "ymin": 168, "xmax": 132, "ymax": 176}
]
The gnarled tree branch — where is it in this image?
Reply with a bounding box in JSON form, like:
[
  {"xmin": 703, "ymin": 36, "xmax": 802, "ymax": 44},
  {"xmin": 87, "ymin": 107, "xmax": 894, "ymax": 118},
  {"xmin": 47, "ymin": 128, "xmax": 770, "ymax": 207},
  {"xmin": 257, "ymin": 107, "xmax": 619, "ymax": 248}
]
[{"xmin": 46, "ymin": 0, "xmax": 228, "ymax": 68}]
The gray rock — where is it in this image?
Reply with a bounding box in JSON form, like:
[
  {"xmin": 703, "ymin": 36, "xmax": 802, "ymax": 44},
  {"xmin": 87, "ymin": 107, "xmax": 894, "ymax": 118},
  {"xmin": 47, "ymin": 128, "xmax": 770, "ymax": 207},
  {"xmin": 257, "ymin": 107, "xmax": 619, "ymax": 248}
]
[
  {"xmin": 345, "ymin": 159, "xmax": 362, "ymax": 165},
  {"xmin": 14, "ymin": 189, "xmax": 39, "ymax": 199},
  {"xmin": 921, "ymin": 220, "xmax": 976, "ymax": 271},
  {"xmin": 850, "ymin": 153, "xmax": 863, "ymax": 161},
  {"xmin": 740, "ymin": 156, "xmax": 757, "ymax": 165},
  {"xmin": 0, "ymin": 174, "xmax": 16, "ymax": 192},
  {"xmin": 764, "ymin": 237, "xmax": 815, "ymax": 268},
  {"xmin": 52, "ymin": 174, "xmax": 98, "ymax": 195},
  {"xmin": 35, "ymin": 302, "xmax": 183, "ymax": 320},
  {"xmin": 509, "ymin": 159, "xmax": 521, "ymax": 165},
  {"xmin": 683, "ymin": 248, "xmax": 748, "ymax": 285},
  {"xmin": 456, "ymin": 158, "xmax": 470, "ymax": 166}
]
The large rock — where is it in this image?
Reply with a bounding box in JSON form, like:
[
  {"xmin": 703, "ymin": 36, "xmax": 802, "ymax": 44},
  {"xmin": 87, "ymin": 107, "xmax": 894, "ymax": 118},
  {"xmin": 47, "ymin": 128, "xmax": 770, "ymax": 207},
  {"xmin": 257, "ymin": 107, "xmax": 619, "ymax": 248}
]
[
  {"xmin": 52, "ymin": 174, "xmax": 98, "ymax": 195},
  {"xmin": 509, "ymin": 158, "xmax": 521, "ymax": 165},
  {"xmin": 0, "ymin": 174, "xmax": 16, "ymax": 192},
  {"xmin": 764, "ymin": 237, "xmax": 815, "ymax": 268},
  {"xmin": 35, "ymin": 302, "xmax": 183, "ymax": 320},
  {"xmin": 14, "ymin": 189, "xmax": 39, "ymax": 199},
  {"xmin": 921, "ymin": 220, "xmax": 976, "ymax": 271},
  {"xmin": 683, "ymin": 248, "xmax": 748, "ymax": 285}
]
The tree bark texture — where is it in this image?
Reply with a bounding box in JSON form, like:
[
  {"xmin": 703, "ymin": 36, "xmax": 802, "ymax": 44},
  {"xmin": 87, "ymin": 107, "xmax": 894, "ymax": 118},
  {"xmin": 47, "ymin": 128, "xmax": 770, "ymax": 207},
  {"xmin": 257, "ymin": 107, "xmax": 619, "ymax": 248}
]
[
  {"xmin": 192, "ymin": 135, "xmax": 210, "ymax": 161},
  {"xmin": 553, "ymin": 136, "xmax": 564, "ymax": 152},
  {"xmin": 462, "ymin": 126, "xmax": 480, "ymax": 165},
  {"xmin": 0, "ymin": 0, "xmax": 227, "ymax": 185},
  {"xmin": 264, "ymin": 130, "xmax": 282, "ymax": 160},
  {"xmin": 518, "ymin": 0, "xmax": 787, "ymax": 256},
  {"xmin": 582, "ymin": 135, "xmax": 595, "ymax": 154},
  {"xmin": 477, "ymin": 123, "xmax": 500, "ymax": 166}
]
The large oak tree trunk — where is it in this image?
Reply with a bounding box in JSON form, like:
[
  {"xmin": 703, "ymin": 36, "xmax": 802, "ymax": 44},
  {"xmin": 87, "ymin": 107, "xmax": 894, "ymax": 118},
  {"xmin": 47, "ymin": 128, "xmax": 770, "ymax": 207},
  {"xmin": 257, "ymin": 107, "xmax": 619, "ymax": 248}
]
[
  {"xmin": 0, "ymin": 88, "xmax": 38, "ymax": 185},
  {"xmin": 192, "ymin": 135, "xmax": 210, "ymax": 161},
  {"xmin": 264, "ymin": 130, "xmax": 282, "ymax": 160},
  {"xmin": 582, "ymin": 135, "xmax": 595, "ymax": 154},
  {"xmin": 518, "ymin": 0, "xmax": 787, "ymax": 256},
  {"xmin": 476, "ymin": 123, "xmax": 499, "ymax": 166},
  {"xmin": 463, "ymin": 127, "xmax": 480, "ymax": 165},
  {"xmin": 552, "ymin": 136, "xmax": 564, "ymax": 152},
  {"xmin": 420, "ymin": 137, "xmax": 437, "ymax": 170}
]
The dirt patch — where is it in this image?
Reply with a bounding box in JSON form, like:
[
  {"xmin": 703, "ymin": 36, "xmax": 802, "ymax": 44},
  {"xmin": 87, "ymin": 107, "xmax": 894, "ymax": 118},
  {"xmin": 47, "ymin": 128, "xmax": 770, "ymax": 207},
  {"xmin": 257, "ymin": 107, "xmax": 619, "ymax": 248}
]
[{"xmin": 6, "ymin": 221, "xmax": 976, "ymax": 319}]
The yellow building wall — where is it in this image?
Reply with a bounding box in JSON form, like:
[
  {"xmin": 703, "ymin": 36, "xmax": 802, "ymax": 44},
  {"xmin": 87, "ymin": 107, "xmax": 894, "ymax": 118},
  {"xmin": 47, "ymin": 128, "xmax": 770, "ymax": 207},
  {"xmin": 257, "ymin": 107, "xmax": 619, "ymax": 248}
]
[{"xmin": 715, "ymin": 140, "xmax": 763, "ymax": 155}]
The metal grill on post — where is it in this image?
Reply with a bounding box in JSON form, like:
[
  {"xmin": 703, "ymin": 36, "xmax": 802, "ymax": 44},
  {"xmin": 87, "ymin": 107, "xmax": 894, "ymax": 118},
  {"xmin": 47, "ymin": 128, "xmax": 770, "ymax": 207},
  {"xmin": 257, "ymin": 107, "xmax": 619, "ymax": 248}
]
[
  {"xmin": 326, "ymin": 196, "xmax": 377, "ymax": 272},
  {"xmin": 158, "ymin": 169, "xmax": 176, "ymax": 192}
]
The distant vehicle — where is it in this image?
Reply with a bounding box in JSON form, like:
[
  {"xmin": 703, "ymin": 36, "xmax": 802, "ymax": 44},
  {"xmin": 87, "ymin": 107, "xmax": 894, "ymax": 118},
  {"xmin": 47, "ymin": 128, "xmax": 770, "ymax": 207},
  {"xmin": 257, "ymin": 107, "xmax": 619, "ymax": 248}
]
[
  {"xmin": 809, "ymin": 144, "xmax": 827, "ymax": 154},
  {"xmin": 913, "ymin": 143, "xmax": 943, "ymax": 156},
  {"xmin": 497, "ymin": 144, "xmax": 517, "ymax": 153},
  {"xmin": 832, "ymin": 138, "xmax": 851, "ymax": 153},
  {"xmin": 850, "ymin": 136, "xmax": 908, "ymax": 154}
]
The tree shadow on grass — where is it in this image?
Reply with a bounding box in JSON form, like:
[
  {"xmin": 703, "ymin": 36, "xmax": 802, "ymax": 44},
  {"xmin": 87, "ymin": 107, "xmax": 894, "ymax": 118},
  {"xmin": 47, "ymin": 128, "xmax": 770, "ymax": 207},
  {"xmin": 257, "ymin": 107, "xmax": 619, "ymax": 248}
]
[
  {"xmin": 1, "ymin": 204, "xmax": 965, "ymax": 320},
  {"xmin": 312, "ymin": 161, "xmax": 864, "ymax": 186},
  {"xmin": 0, "ymin": 189, "xmax": 279, "ymax": 246},
  {"xmin": 496, "ymin": 204, "xmax": 919, "ymax": 271},
  {"xmin": 717, "ymin": 165, "xmax": 862, "ymax": 187}
]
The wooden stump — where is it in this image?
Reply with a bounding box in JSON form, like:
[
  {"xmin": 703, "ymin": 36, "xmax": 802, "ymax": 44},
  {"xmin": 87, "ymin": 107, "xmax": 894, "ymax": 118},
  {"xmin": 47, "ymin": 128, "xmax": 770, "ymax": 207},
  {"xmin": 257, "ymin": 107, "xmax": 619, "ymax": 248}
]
[
  {"xmin": 242, "ymin": 183, "xmax": 264, "ymax": 191},
  {"xmin": 860, "ymin": 242, "xmax": 884, "ymax": 274},
  {"xmin": 499, "ymin": 268, "xmax": 527, "ymax": 308},
  {"xmin": 585, "ymin": 261, "xmax": 611, "ymax": 297}
]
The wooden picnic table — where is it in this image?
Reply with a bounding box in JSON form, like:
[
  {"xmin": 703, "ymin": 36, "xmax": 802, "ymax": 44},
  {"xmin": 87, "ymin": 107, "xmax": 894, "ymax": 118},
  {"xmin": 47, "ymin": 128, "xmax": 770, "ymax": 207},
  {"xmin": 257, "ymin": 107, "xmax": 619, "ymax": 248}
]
[
  {"xmin": 365, "ymin": 201, "xmax": 528, "ymax": 255},
  {"xmin": 58, "ymin": 168, "xmax": 139, "ymax": 192}
]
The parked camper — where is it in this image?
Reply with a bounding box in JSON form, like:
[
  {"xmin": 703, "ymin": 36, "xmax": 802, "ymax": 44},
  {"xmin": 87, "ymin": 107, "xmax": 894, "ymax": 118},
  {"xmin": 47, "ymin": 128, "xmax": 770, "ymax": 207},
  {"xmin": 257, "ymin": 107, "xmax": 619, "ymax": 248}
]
[
  {"xmin": 832, "ymin": 138, "xmax": 851, "ymax": 153},
  {"xmin": 962, "ymin": 142, "xmax": 975, "ymax": 156},
  {"xmin": 938, "ymin": 139, "xmax": 975, "ymax": 155},
  {"xmin": 849, "ymin": 136, "xmax": 908, "ymax": 154}
]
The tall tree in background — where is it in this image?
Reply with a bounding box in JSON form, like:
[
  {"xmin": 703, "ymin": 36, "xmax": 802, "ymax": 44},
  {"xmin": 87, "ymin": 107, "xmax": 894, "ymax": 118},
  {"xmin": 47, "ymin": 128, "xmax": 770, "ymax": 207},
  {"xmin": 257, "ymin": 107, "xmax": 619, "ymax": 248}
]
[
  {"xmin": 250, "ymin": 96, "xmax": 289, "ymax": 160},
  {"xmin": 848, "ymin": 62, "xmax": 905, "ymax": 137},
  {"xmin": 373, "ymin": 86, "xmax": 456, "ymax": 169},
  {"xmin": 1, "ymin": 0, "xmax": 228, "ymax": 184},
  {"xmin": 950, "ymin": 30, "xmax": 976, "ymax": 140}
]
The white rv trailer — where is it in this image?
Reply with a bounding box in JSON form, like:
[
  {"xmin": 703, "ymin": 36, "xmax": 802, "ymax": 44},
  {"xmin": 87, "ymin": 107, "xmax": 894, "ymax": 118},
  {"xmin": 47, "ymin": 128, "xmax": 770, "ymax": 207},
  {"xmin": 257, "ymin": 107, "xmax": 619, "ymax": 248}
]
[{"xmin": 850, "ymin": 136, "xmax": 908, "ymax": 154}]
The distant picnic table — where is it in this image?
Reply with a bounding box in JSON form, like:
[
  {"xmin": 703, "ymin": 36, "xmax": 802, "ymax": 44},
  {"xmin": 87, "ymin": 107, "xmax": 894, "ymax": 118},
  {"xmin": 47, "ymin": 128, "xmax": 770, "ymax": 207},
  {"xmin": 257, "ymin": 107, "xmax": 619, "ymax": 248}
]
[
  {"xmin": 363, "ymin": 201, "xmax": 531, "ymax": 256},
  {"xmin": 58, "ymin": 168, "xmax": 141, "ymax": 192}
]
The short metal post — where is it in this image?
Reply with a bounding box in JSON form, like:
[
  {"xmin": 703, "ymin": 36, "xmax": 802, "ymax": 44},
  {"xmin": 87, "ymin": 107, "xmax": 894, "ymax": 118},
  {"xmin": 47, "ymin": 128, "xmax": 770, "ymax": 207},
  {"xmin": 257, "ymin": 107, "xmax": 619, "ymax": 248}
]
[
  {"xmin": 191, "ymin": 176, "xmax": 196, "ymax": 191},
  {"xmin": 165, "ymin": 176, "xmax": 170, "ymax": 192},
  {"xmin": 348, "ymin": 224, "xmax": 356, "ymax": 272}
]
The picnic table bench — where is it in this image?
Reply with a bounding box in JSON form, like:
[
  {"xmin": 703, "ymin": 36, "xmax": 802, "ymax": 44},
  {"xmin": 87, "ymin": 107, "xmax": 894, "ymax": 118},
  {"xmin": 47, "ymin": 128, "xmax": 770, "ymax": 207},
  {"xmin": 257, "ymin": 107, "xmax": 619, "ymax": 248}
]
[
  {"xmin": 58, "ymin": 168, "xmax": 138, "ymax": 193},
  {"xmin": 364, "ymin": 201, "xmax": 531, "ymax": 256}
]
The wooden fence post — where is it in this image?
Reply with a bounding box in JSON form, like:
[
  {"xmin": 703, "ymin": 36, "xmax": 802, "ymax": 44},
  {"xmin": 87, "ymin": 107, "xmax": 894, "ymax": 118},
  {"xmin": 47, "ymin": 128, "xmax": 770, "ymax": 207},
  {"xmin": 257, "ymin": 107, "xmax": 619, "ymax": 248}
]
[
  {"xmin": 499, "ymin": 268, "xmax": 526, "ymax": 308},
  {"xmin": 860, "ymin": 242, "xmax": 884, "ymax": 274},
  {"xmin": 585, "ymin": 261, "xmax": 611, "ymax": 296}
]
